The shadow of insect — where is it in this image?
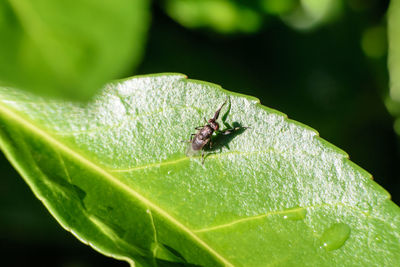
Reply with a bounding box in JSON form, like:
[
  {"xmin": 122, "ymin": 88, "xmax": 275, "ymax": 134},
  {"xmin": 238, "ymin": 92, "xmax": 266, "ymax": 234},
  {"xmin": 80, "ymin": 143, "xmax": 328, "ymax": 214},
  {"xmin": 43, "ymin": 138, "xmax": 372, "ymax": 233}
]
[{"xmin": 205, "ymin": 121, "xmax": 248, "ymax": 152}]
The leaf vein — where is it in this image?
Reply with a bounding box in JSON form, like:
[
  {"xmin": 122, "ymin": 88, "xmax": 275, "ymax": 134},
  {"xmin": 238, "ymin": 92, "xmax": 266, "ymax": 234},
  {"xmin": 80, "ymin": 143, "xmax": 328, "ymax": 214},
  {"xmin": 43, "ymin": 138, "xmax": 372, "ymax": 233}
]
[
  {"xmin": 193, "ymin": 202, "xmax": 373, "ymax": 233},
  {"xmin": 110, "ymin": 149, "xmax": 277, "ymax": 172}
]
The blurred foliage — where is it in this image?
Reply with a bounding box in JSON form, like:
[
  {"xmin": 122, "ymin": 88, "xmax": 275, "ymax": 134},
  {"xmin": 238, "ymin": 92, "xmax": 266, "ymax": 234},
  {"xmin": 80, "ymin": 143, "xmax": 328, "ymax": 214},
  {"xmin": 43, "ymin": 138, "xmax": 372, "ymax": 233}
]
[
  {"xmin": 165, "ymin": 0, "xmax": 262, "ymax": 33},
  {"xmin": 362, "ymin": 26, "xmax": 387, "ymax": 59},
  {"xmin": 0, "ymin": 0, "xmax": 397, "ymax": 265},
  {"xmin": 163, "ymin": 0, "xmax": 344, "ymax": 33},
  {"xmin": 388, "ymin": 0, "xmax": 400, "ymax": 128},
  {"xmin": 0, "ymin": 0, "xmax": 149, "ymax": 100},
  {"xmin": 282, "ymin": 0, "xmax": 343, "ymax": 30}
]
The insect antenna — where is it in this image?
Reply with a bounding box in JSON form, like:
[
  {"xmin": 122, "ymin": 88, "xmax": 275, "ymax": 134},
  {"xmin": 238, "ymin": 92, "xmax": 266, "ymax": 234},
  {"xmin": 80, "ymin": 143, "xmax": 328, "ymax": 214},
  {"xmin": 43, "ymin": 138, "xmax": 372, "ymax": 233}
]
[{"xmin": 212, "ymin": 97, "xmax": 229, "ymax": 121}]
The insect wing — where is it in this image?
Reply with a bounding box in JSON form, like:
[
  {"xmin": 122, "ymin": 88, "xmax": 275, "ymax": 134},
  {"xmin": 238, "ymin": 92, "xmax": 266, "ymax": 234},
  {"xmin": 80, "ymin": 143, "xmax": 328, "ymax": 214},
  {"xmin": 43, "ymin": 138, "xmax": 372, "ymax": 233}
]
[{"xmin": 185, "ymin": 142, "xmax": 201, "ymax": 157}]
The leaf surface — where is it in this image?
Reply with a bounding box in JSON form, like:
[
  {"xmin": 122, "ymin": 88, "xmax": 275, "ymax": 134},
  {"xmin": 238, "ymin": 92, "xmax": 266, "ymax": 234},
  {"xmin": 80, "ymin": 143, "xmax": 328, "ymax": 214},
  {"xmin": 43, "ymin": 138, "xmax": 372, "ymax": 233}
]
[
  {"xmin": 0, "ymin": 74, "xmax": 399, "ymax": 266},
  {"xmin": 0, "ymin": 0, "xmax": 149, "ymax": 100}
]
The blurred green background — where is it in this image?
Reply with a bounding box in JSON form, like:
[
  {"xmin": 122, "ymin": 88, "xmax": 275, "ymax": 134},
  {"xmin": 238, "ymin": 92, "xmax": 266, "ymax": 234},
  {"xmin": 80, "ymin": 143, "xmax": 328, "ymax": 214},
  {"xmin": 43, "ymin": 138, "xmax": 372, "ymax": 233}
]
[{"xmin": 1, "ymin": 0, "xmax": 397, "ymax": 266}]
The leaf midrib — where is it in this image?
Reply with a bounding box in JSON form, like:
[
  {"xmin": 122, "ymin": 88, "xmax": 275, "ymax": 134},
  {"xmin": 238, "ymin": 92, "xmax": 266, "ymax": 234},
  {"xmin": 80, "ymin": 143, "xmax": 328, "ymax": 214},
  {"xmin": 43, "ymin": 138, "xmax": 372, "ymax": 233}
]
[{"xmin": 0, "ymin": 102, "xmax": 234, "ymax": 267}]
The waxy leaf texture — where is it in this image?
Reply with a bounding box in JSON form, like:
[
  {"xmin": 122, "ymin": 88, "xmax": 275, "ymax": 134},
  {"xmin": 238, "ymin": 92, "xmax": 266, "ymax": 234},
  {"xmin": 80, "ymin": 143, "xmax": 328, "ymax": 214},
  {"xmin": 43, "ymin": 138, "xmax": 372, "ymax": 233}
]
[{"xmin": 0, "ymin": 74, "xmax": 399, "ymax": 266}]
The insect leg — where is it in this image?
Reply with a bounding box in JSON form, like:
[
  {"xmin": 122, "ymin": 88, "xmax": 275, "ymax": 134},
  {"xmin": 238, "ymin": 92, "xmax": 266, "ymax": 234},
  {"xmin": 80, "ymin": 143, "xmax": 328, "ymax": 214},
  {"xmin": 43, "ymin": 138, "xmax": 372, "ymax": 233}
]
[
  {"xmin": 201, "ymin": 150, "xmax": 205, "ymax": 164},
  {"xmin": 181, "ymin": 133, "xmax": 196, "ymax": 143}
]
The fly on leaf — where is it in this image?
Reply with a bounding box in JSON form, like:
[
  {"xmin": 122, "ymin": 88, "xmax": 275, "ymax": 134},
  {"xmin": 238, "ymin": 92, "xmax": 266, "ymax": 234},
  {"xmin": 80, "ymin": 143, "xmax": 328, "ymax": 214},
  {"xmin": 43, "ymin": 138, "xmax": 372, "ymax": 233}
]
[{"xmin": 184, "ymin": 97, "xmax": 248, "ymax": 164}]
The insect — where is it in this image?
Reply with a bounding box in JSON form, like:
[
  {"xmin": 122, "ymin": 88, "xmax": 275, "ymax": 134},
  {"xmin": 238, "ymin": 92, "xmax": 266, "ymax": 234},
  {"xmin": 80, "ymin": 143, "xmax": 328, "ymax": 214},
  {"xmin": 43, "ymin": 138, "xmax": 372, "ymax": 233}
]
[{"xmin": 184, "ymin": 97, "xmax": 247, "ymax": 164}]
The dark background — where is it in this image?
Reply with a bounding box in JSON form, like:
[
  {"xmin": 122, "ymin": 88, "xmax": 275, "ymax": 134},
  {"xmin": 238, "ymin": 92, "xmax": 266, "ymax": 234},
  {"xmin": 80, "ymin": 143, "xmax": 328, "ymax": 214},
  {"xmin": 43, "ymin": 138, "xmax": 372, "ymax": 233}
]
[{"xmin": 1, "ymin": 0, "xmax": 397, "ymax": 266}]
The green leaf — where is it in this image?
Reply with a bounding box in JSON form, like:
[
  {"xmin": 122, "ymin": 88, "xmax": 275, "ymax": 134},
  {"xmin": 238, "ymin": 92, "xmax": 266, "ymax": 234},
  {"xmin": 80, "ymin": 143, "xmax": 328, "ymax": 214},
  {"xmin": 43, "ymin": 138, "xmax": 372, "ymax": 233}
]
[
  {"xmin": 0, "ymin": 0, "xmax": 149, "ymax": 100},
  {"xmin": 0, "ymin": 74, "xmax": 399, "ymax": 266},
  {"xmin": 388, "ymin": 0, "xmax": 400, "ymax": 126},
  {"xmin": 164, "ymin": 0, "xmax": 262, "ymax": 33},
  {"xmin": 387, "ymin": 0, "xmax": 400, "ymax": 136},
  {"xmin": 163, "ymin": 0, "xmax": 343, "ymax": 33}
]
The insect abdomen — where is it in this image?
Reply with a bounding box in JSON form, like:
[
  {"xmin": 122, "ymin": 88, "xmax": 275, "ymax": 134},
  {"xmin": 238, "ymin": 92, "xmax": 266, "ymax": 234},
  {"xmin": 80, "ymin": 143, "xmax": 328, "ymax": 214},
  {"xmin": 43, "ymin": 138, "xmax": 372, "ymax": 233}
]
[
  {"xmin": 191, "ymin": 126, "xmax": 213, "ymax": 150},
  {"xmin": 192, "ymin": 137, "xmax": 206, "ymax": 150}
]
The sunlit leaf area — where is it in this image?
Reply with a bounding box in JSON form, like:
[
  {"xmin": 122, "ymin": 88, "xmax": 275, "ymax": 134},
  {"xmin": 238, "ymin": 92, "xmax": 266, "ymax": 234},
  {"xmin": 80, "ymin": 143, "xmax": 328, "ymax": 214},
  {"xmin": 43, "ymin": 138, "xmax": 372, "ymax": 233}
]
[{"xmin": 1, "ymin": 0, "xmax": 399, "ymax": 266}]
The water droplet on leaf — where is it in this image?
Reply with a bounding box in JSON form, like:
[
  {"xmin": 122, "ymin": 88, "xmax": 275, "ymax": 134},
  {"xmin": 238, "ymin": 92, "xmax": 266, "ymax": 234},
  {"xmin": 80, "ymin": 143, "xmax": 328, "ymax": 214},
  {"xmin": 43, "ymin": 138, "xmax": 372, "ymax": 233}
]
[{"xmin": 320, "ymin": 223, "xmax": 351, "ymax": 251}]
